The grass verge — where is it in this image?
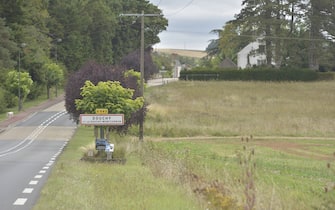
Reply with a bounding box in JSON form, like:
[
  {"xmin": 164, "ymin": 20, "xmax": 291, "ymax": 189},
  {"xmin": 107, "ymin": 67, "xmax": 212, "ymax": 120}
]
[
  {"xmin": 34, "ymin": 81, "xmax": 335, "ymax": 209},
  {"xmin": 34, "ymin": 127, "xmax": 202, "ymax": 210}
]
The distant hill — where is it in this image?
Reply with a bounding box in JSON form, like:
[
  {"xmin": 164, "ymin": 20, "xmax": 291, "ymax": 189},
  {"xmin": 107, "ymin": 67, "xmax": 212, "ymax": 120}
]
[{"xmin": 153, "ymin": 48, "xmax": 207, "ymax": 58}]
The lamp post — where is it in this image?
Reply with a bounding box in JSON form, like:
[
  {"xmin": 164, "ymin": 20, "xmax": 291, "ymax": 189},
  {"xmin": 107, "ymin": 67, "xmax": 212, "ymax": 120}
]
[
  {"xmin": 55, "ymin": 38, "xmax": 62, "ymax": 63},
  {"xmin": 18, "ymin": 43, "xmax": 26, "ymax": 111},
  {"xmin": 55, "ymin": 38, "xmax": 62, "ymax": 97}
]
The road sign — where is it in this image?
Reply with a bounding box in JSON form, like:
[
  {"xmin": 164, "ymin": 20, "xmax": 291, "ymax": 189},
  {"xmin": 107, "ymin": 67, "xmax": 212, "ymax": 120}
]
[
  {"xmin": 80, "ymin": 114, "xmax": 124, "ymax": 126},
  {"xmin": 96, "ymin": 108, "xmax": 108, "ymax": 114}
]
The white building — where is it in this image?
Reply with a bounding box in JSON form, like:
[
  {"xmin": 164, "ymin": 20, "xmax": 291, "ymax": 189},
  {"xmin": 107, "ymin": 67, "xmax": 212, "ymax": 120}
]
[{"xmin": 237, "ymin": 38, "xmax": 267, "ymax": 69}]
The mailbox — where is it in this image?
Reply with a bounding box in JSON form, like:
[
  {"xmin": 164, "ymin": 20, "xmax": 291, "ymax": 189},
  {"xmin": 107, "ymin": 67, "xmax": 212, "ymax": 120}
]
[{"xmin": 95, "ymin": 139, "xmax": 108, "ymax": 150}]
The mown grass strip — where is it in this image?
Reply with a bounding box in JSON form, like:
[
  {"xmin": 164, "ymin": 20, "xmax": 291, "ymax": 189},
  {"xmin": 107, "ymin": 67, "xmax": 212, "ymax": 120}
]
[{"xmin": 34, "ymin": 126, "xmax": 202, "ymax": 210}]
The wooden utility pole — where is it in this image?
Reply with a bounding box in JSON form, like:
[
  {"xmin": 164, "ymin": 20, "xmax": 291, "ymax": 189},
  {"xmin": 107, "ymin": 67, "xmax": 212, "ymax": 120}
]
[{"xmin": 120, "ymin": 11, "xmax": 161, "ymax": 141}]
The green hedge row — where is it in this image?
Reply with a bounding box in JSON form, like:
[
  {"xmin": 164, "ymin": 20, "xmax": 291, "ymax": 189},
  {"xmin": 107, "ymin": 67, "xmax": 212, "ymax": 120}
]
[{"xmin": 179, "ymin": 68, "xmax": 334, "ymax": 81}]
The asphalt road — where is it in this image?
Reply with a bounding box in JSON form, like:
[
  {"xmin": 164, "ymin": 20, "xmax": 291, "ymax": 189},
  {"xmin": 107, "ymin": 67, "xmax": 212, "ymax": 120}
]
[{"xmin": 0, "ymin": 102, "xmax": 77, "ymax": 210}]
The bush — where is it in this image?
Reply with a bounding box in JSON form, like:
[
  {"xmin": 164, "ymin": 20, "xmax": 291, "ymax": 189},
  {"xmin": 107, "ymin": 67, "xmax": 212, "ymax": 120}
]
[
  {"xmin": 3, "ymin": 90, "xmax": 18, "ymax": 108},
  {"xmin": 0, "ymin": 88, "xmax": 7, "ymax": 113},
  {"xmin": 318, "ymin": 72, "xmax": 335, "ymax": 81},
  {"xmin": 27, "ymin": 83, "xmax": 44, "ymax": 100}
]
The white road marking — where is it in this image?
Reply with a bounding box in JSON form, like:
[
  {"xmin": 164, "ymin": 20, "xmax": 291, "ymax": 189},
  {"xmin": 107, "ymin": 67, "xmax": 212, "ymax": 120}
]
[
  {"xmin": 39, "ymin": 170, "xmax": 46, "ymax": 174},
  {"xmin": 46, "ymin": 161, "xmax": 54, "ymax": 166},
  {"xmin": 29, "ymin": 180, "xmax": 38, "ymax": 185},
  {"xmin": 0, "ymin": 110, "xmax": 66, "ymax": 158},
  {"xmin": 35, "ymin": 175, "xmax": 43, "ymax": 179},
  {"xmin": 23, "ymin": 188, "xmax": 34, "ymax": 193},
  {"xmin": 13, "ymin": 198, "xmax": 27, "ymax": 205},
  {"xmin": 43, "ymin": 166, "xmax": 49, "ymax": 169}
]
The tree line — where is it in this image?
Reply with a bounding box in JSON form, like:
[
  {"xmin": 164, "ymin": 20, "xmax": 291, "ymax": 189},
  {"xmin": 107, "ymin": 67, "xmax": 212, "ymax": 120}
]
[
  {"xmin": 206, "ymin": 0, "xmax": 335, "ymax": 71},
  {"xmin": 0, "ymin": 0, "xmax": 167, "ymax": 113}
]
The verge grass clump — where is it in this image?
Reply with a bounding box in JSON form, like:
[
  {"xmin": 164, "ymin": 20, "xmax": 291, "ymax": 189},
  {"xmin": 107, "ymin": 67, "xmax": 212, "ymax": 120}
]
[
  {"xmin": 139, "ymin": 141, "xmax": 241, "ymax": 210},
  {"xmin": 322, "ymin": 152, "xmax": 335, "ymax": 209},
  {"xmin": 237, "ymin": 136, "xmax": 256, "ymax": 210}
]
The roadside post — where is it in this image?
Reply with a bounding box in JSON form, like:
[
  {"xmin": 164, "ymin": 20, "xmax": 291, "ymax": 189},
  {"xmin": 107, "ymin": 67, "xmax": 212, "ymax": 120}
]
[{"xmin": 79, "ymin": 109, "xmax": 124, "ymax": 160}]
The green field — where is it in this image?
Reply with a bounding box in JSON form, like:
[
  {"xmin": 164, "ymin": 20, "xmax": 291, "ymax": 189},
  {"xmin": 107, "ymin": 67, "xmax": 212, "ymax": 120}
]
[{"xmin": 34, "ymin": 81, "xmax": 335, "ymax": 210}]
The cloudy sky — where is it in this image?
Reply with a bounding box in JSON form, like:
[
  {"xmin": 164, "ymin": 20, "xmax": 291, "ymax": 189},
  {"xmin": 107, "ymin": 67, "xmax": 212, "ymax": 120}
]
[{"xmin": 149, "ymin": 0, "xmax": 243, "ymax": 51}]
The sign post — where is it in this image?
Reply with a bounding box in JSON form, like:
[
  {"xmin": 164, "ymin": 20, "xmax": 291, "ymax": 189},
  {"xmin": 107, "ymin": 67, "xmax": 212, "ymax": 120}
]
[{"xmin": 79, "ymin": 110, "xmax": 125, "ymax": 155}]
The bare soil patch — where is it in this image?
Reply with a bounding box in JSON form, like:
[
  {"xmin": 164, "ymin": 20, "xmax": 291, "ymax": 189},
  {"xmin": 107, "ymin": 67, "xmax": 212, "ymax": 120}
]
[{"xmin": 254, "ymin": 140, "xmax": 332, "ymax": 160}]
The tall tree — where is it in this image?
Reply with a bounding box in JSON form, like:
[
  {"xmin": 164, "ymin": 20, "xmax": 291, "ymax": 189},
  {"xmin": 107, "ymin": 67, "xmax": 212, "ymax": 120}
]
[
  {"xmin": 48, "ymin": 0, "xmax": 93, "ymax": 72},
  {"xmin": 228, "ymin": 0, "xmax": 273, "ymax": 66},
  {"xmin": 120, "ymin": 47, "xmax": 158, "ymax": 81},
  {"xmin": 48, "ymin": 0, "xmax": 167, "ymax": 71},
  {"xmin": 43, "ymin": 62, "xmax": 64, "ymax": 99},
  {"xmin": 219, "ymin": 0, "xmax": 335, "ymax": 70},
  {"xmin": 1, "ymin": 0, "xmax": 52, "ymax": 98},
  {"xmin": 0, "ymin": 18, "xmax": 17, "ymax": 71},
  {"xmin": 5, "ymin": 70, "xmax": 33, "ymax": 107},
  {"xmin": 306, "ymin": 0, "xmax": 331, "ymax": 70}
]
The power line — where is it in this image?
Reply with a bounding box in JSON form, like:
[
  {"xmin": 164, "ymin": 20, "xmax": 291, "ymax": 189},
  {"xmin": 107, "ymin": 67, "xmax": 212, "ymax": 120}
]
[
  {"xmin": 165, "ymin": 0, "xmax": 195, "ymax": 17},
  {"xmin": 223, "ymin": 33, "xmax": 334, "ymax": 42},
  {"xmin": 161, "ymin": 29, "xmax": 334, "ymax": 42},
  {"xmin": 156, "ymin": 0, "xmax": 162, "ymax": 7}
]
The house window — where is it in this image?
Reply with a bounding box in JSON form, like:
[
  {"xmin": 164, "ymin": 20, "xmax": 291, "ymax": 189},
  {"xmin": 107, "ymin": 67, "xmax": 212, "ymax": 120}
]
[
  {"xmin": 257, "ymin": 59, "xmax": 266, "ymax": 65},
  {"xmin": 258, "ymin": 45, "xmax": 265, "ymax": 54}
]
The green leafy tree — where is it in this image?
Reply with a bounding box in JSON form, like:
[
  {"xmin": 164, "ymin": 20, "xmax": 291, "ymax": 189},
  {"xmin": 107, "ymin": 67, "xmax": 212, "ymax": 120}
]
[
  {"xmin": 1, "ymin": 0, "xmax": 52, "ymax": 98},
  {"xmin": 43, "ymin": 62, "xmax": 64, "ymax": 99},
  {"xmin": 216, "ymin": 0, "xmax": 335, "ymax": 70},
  {"xmin": 0, "ymin": 88, "xmax": 7, "ymax": 112},
  {"xmin": 48, "ymin": 0, "xmax": 167, "ymax": 71},
  {"xmin": 0, "ymin": 18, "xmax": 18, "ymax": 70},
  {"xmin": 5, "ymin": 70, "xmax": 33, "ymax": 106},
  {"xmin": 75, "ymin": 80, "xmax": 144, "ymax": 131},
  {"xmin": 48, "ymin": 0, "xmax": 95, "ymax": 71}
]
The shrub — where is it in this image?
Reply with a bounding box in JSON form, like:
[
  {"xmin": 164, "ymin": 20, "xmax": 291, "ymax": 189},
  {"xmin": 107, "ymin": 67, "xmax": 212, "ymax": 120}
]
[
  {"xmin": 180, "ymin": 67, "xmax": 320, "ymax": 82},
  {"xmin": 3, "ymin": 90, "xmax": 17, "ymax": 108},
  {"xmin": 0, "ymin": 88, "xmax": 7, "ymax": 112}
]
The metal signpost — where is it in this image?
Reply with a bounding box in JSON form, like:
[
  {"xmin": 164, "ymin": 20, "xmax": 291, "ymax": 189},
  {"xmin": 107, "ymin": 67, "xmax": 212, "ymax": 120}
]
[{"xmin": 79, "ymin": 109, "xmax": 124, "ymax": 159}]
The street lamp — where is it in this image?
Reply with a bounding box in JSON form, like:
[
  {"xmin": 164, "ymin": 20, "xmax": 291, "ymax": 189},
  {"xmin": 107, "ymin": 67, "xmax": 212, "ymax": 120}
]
[
  {"xmin": 54, "ymin": 38, "xmax": 62, "ymax": 97},
  {"xmin": 18, "ymin": 43, "xmax": 26, "ymax": 111},
  {"xmin": 55, "ymin": 38, "xmax": 62, "ymax": 63}
]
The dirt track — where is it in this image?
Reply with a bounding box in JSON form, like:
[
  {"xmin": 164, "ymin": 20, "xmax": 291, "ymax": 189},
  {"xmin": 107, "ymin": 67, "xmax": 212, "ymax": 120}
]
[{"xmin": 147, "ymin": 135, "xmax": 335, "ymax": 161}]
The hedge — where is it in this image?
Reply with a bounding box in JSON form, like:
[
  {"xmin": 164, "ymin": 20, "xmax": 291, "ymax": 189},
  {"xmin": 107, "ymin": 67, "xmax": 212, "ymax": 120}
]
[{"xmin": 179, "ymin": 68, "xmax": 333, "ymax": 81}]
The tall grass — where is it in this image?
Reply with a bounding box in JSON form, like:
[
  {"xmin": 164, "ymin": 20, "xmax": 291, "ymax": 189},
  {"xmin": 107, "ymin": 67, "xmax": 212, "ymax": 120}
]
[
  {"xmin": 146, "ymin": 137, "xmax": 335, "ymax": 209},
  {"xmin": 145, "ymin": 81, "xmax": 335, "ymax": 137}
]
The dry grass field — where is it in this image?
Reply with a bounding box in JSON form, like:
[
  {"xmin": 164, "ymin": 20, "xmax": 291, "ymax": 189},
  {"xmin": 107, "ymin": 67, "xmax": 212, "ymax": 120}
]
[
  {"xmin": 145, "ymin": 81, "xmax": 335, "ymax": 138},
  {"xmin": 153, "ymin": 48, "xmax": 206, "ymax": 58}
]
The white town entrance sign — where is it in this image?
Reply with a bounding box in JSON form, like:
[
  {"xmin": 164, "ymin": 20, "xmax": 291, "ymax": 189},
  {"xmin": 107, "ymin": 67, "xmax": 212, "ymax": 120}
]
[{"xmin": 80, "ymin": 114, "xmax": 124, "ymax": 126}]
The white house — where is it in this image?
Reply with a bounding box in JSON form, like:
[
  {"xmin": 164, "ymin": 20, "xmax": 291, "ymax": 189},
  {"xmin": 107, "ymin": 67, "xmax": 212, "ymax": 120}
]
[
  {"xmin": 237, "ymin": 38, "xmax": 267, "ymax": 69},
  {"xmin": 173, "ymin": 59, "xmax": 182, "ymax": 78}
]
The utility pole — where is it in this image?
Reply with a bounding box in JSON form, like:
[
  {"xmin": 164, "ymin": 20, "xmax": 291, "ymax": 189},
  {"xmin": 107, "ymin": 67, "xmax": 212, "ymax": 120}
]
[{"xmin": 120, "ymin": 11, "xmax": 161, "ymax": 141}]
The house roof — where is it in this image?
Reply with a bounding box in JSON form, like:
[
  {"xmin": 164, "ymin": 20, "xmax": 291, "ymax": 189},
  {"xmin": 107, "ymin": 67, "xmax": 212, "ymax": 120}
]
[{"xmin": 220, "ymin": 58, "xmax": 237, "ymax": 68}]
